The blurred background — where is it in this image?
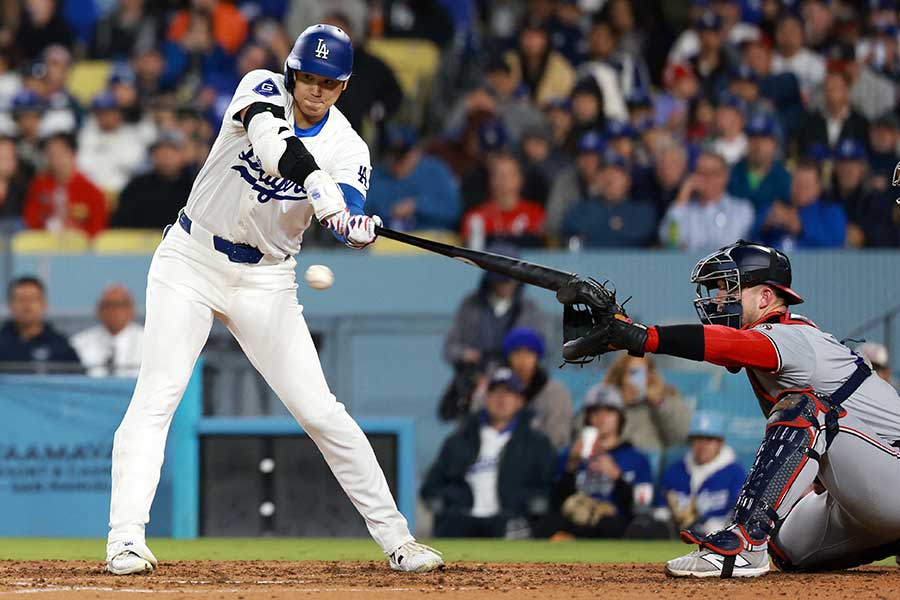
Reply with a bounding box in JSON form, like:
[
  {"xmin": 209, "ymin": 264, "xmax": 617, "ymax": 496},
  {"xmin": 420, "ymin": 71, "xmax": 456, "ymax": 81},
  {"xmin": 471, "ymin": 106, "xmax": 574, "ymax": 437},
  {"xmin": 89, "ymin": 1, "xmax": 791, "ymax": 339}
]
[{"xmin": 0, "ymin": 0, "xmax": 899, "ymax": 544}]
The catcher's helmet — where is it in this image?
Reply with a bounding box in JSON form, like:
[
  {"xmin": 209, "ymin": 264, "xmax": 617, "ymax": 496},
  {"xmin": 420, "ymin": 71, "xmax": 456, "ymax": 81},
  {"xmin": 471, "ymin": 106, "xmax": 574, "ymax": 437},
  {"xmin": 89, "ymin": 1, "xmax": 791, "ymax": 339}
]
[
  {"xmin": 284, "ymin": 24, "xmax": 353, "ymax": 93},
  {"xmin": 690, "ymin": 240, "xmax": 803, "ymax": 328}
]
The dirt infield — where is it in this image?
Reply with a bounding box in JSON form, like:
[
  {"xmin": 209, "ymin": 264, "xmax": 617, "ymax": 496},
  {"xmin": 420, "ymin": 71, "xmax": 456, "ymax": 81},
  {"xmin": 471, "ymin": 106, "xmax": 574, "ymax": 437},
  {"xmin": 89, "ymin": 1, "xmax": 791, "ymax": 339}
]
[{"xmin": 2, "ymin": 560, "xmax": 900, "ymax": 599}]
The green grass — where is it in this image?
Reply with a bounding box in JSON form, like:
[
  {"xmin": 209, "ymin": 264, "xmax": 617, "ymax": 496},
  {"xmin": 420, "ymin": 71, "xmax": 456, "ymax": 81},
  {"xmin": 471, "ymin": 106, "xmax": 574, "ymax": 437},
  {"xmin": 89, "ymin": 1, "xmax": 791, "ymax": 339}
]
[
  {"xmin": 2, "ymin": 538, "xmax": 895, "ymax": 566},
  {"xmin": 1, "ymin": 538, "xmax": 687, "ymax": 563}
]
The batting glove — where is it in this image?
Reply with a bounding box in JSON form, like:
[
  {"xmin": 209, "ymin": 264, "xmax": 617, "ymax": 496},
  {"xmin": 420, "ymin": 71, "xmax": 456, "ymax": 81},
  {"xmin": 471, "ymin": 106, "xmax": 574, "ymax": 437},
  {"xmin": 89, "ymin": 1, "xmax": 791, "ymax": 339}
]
[{"xmin": 321, "ymin": 210, "xmax": 382, "ymax": 249}]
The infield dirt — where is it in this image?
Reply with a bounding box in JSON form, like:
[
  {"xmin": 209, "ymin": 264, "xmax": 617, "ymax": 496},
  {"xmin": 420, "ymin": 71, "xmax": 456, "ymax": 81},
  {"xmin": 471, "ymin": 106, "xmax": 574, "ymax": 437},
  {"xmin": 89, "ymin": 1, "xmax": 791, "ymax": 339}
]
[{"xmin": 2, "ymin": 560, "xmax": 900, "ymax": 599}]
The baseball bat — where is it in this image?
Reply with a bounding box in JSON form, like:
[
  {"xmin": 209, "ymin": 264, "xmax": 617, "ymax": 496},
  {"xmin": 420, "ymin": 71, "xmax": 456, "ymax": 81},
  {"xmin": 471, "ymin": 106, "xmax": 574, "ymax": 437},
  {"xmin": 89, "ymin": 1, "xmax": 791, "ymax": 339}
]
[{"xmin": 374, "ymin": 225, "xmax": 576, "ymax": 291}]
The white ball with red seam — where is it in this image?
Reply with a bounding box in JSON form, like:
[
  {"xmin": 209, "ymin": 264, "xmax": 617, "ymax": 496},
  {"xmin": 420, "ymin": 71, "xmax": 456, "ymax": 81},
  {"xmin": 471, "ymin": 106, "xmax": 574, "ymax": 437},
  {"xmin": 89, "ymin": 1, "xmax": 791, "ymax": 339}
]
[{"xmin": 304, "ymin": 264, "xmax": 334, "ymax": 290}]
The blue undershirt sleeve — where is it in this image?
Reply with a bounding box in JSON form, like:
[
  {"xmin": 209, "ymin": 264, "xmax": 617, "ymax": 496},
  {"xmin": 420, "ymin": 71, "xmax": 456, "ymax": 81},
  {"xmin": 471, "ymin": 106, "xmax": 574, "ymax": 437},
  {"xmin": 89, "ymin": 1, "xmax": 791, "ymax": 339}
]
[{"xmin": 327, "ymin": 183, "xmax": 366, "ymax": 243}]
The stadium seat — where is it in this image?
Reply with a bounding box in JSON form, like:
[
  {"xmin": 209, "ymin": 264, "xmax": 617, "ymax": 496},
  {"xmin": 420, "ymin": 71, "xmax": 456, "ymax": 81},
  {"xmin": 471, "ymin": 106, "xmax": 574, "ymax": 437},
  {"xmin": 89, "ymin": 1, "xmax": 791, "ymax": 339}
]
[
  {"xmin": 93, "ymin": 229, "xmax": 163, "ymax": 254},
  {"xmin": 370, "ymin": 229, "xmax": 460, "ymax": 255},
  {"xmin": 11, "ymin": 230, "xmax": 90, "ymax": 254},
  {"xmin": 365, "ymin": 39, "xmax": 440, "ymax": 98},
  {"xmin": 67, "ymin": 61, "xmax": 113, "ymax": 105}
]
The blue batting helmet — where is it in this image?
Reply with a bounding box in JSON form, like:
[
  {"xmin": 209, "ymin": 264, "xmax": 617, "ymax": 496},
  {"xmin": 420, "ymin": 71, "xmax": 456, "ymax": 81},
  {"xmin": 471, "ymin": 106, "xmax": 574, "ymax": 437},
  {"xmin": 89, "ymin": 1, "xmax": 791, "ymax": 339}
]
[{"xmin": 284, "ymin": 24, "xmax": 353, "ymax": 92}]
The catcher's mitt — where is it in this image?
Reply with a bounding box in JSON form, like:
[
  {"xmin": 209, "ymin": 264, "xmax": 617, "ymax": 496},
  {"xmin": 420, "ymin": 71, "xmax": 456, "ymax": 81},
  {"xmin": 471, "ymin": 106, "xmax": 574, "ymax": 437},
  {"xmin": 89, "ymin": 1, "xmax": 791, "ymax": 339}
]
[
  {"xmin": 556, "ymin": 277, "xmax": 648, "ymax": 364},
  {"xmin": 561, "ymin": 492, "xmax": 618, "ymax": 527}
]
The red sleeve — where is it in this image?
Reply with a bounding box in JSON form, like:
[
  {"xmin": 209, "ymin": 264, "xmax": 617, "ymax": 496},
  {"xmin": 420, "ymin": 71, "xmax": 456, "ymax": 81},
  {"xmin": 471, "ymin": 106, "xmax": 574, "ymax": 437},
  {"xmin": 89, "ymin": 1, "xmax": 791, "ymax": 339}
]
[
  {"xmin": 82, "ymin": 181, "xmax": 109, "ymax": 237},
  {"xmin": 644, "ymin": 324, "xmax": 778, "ymax": 371},
  {"xmin": 702, "ymin": 325, "xmax": 779, "ymax": 371},
  {"xmin": 22, "ymin": 179, "xmax": 46, "ymax": 230}
]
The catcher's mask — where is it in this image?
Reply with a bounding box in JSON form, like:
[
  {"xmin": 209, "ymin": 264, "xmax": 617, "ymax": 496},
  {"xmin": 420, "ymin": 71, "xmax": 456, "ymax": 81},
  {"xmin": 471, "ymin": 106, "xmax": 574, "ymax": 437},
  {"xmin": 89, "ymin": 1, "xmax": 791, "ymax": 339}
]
[{"xmin": 691, "ymin": 240, "xmax": 802, "ymax": 329}]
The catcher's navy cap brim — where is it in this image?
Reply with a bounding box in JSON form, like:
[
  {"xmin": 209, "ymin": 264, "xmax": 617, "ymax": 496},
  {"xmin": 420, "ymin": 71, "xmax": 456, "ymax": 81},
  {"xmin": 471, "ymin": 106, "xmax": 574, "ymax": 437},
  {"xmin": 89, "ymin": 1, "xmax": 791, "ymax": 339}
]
[{"xmin": 770, "ymin": 283, "xmax": 803, "ymax": 305}]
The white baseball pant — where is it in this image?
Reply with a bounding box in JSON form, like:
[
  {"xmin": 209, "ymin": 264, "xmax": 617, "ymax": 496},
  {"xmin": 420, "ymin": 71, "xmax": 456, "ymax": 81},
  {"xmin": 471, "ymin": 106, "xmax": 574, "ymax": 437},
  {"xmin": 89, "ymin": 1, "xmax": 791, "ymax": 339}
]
[{"xmin": 108, "ymin": 223, "xmax": 414, "ymax": 553}]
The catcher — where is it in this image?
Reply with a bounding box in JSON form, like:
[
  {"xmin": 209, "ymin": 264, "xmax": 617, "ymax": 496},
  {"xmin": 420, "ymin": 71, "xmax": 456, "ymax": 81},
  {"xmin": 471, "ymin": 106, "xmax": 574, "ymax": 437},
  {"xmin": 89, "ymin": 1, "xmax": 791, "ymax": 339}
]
[{"xmin": 557, "ymin": 239, "xmax": 900, "ymax": 577}]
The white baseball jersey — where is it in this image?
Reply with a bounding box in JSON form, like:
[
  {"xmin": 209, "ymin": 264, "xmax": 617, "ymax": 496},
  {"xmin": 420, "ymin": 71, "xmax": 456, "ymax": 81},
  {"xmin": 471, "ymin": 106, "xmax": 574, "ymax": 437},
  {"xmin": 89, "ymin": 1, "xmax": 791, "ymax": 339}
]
[
  {"xmin": 184, "ymin": 69, "xmax": 372, "ymax": 258},
  {"xmin": 747, "ymin": 313, "xmax": 900, "ymax": 444}
]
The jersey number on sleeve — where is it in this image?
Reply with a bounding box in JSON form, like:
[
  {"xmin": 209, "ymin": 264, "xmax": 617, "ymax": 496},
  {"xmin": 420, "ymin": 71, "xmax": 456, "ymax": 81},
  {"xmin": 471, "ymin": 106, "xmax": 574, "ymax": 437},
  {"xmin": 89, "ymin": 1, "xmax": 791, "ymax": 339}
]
[{"xmin": 357, "ymin": 166, "xmax": 370, "ymax": 190}]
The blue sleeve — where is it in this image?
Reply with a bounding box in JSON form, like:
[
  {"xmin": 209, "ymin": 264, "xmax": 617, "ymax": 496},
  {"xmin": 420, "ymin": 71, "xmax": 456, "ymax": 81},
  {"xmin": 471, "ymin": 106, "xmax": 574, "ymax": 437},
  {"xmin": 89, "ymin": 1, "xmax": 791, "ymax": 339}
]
[
  {"xmin": 327, "ymin": 183, "xmax": 366, "ymax": 243},
  {"xmin": 417, "ymin": 161, "xmax": 461, "ymax": 229},
  {"xmin": 799, "ymin": 202, "xmax": 845, "ymax": 248},
  {"xmin": 633, "ymin": 450, "xmax": 653, "ymax": 485}
]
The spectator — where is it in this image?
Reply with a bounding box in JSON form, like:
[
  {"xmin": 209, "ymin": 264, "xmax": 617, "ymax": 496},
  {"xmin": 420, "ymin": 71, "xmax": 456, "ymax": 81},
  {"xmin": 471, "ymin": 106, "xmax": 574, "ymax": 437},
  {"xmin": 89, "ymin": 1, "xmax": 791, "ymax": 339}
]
[
  {"xmin": 284, "ymin": 0, "xmax": 367, "ymax": 42},
  {"xmin": 111, "ymin": 130, "xmax": 193, "ymax": 229},
  {"xmin": 546, "ymin": 130, "xmax": 604, "ymax": 239},
  {"xmin": 728, "ymin": 113, "xmax": 792, "ymax": 224},
  {"xmin": 505, "ymin": 17, "xmax": 576, "ymax": 107},
  {"xmin": 0, "ymin": 136, "xmax": 26, "ymax": 220},
  {"xmin": 867, "ymin": 114, "xmax": 900, "ymax": 191},
  {"xmin": 160, "ymin": 9, "xmax": 235, "ymax": 96},
  {"xmin": 444, "ymin": 56, "xmax": 545, "ymax": 149},
  {"xmin": 575, "ymin": 20, "xmax": 630, "ymax": 122},
  {"xmin": 23, "ymin": 51, "xmax": 79, "ymax": 138},
  {"xmin": 544, "ymin": 384, "xmax": 653, "ymax": 539},
  {"xmin": 759, "ymin": 158, "xmax": 846, "ymax": 250},
  {"xmin": 421, "ymin": 368, "xmax": 556, "ymax": 538},
  {"xmin": 602, "ymin": 353, "xmax": 691, "ymax": 454},
  {"xmin": 686, "ymin": 12, "xmax": 735, "ymax": 102},
  {"xmin": 655, "ymin": 62, "xmax": 699, "ymax": 137},
  {"xmin": 70, "ymin": 284, "xmax": 144, "ymax": 377},
  {"xmin": 89, "ymin": 0, "xmax": 159, "ymax": 60},
  {"xmin": 668, "ymin": 1, "xmax": 758, "ymax": 65},
  {"xmin": 367, "ymin": 126, "xmax": 461, "ymax": 233},
  {"xmin": 645, "ymin": 139, "xmax": 689, "ymax": 218},
  {"xmin": 167, "ymin": 0, "xmax": 248, "ymax": 55},
  {"xmin": 23, "ymin": 133, "xmax": 108, "ymax": 237},
  {"xmin": 443, "ymin": 255, "xmax": 546, "ymax": 373},
  {"xmin": 771, "ymin": 13, "xmax": 825, "ymax": 104},
  {"xmin": 321, "ymin": 13, "xmax": 403, "ymax": 135},
  {"xmin": 458, "ymin": 119, "xmax": 510, "ymax": 214},
  {"xmin": 561, "ymin": 151, "xmax": 657, "ymax": 248},
  {"xmin": 831, "ymin": 139, "xmax": 871, "ymax": 238},
  {"xmin": 840, "ymin": 183, "xmax": 900, "ymax": 248},
  {"xmin": 565, "ymin": 78, "xmax": 607, "ymax": 155},
  {"xmin": 603, "ymin": 120, "xmax": 639, "ymax": 165},
  {"xmin": 655, "ymin": 411, "xmax": 746, "ymax": 536},
  {"xmin": 11, "ymin": 90, "xmax": 46, "ymax": 175},
  {"xmin": 709, "ymin": 93, "xmax": 747, "ymax": 166},
  {"xmin": 544, "ymin": 98, "xmax": 574, "ymax": 153},
  {"xmin": 858, "ymin": 343, "xmax": 893, "ymax": 386},
  {"xmin": 77, "ymin": 91, "xmax": 147, "ymax": 197},
  {"xmin": 131, "ymin": 44, "xmax": 170, "ymax": 97},
  {"xmin": 0, "ymin": 276, "xmax": 80, "ymax": 372},
  {"xmin": 828, "ymin": 43, "xmax": 897, "ymax": 123},
  {"xmin": 659, "ymin": 151, "xmax": 754, "ymax": 250},
  {"xmin": 471, "ymin": 328, "xmax": 574, "ymax": 451},
  {"xmin": 742, "ymin": 35, "xmax": 804, "ymax": 139},
  {"xmin": 795, "ymin": 70, "xmax": 868, "ymax": 154},
  {"xmin": 462, "ymin": 153, "xmax": 545, "ymax": 249},
  {"xmin": 516, "ymin": 122, "xmax": 567, "ymax": 207},
  {"xmin": 13, "ymin": 0, "xmax": 73, "ymax": 62}
]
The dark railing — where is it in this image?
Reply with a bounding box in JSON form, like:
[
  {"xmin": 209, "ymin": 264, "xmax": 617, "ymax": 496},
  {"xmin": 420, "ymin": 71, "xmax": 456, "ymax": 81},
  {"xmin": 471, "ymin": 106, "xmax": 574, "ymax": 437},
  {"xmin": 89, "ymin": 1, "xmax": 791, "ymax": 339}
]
[{"xmin": 846, "ymin": 303, "xmax": 900, "ymax": 367}]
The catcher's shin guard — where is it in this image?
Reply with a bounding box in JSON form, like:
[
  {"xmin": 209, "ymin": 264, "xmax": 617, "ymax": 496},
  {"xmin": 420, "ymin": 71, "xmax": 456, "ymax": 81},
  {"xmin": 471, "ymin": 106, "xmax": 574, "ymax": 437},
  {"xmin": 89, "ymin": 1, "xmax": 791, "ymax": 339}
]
[{"xmin": 683, "ymin": 391, "xmax": 844, "ymax": 550}]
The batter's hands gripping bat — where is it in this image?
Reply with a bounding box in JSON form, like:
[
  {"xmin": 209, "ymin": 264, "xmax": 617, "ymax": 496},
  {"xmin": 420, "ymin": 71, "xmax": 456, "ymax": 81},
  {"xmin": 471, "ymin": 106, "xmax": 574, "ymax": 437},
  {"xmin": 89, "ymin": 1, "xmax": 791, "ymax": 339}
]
[{"xmin": 373, "ymin": 226, "xmax": 630, "ymax": 364}]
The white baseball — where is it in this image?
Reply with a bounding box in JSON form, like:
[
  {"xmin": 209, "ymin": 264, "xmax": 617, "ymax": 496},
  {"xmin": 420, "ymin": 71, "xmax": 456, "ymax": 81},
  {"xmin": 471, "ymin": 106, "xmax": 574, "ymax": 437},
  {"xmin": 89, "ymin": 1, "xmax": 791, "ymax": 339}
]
[{"xmin": 304, "ymin": 264, "xmax": 334, "ymax": 290}]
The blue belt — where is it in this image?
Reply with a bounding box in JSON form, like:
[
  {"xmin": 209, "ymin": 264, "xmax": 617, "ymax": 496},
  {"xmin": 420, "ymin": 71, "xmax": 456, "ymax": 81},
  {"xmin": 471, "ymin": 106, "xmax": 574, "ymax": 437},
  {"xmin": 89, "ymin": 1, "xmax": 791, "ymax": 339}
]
[{"xmin": 178, "ymin": 212, "xmax": 265, "ymax": 264}]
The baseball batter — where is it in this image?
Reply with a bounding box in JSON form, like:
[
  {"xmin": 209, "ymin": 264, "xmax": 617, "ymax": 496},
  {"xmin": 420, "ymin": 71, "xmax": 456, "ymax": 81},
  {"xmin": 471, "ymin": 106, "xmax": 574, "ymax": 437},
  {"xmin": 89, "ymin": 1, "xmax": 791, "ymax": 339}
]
[
  {"xmin": 559, "ymin": 240, "xmax": 900, "ymax": 577},
  {"xmin": 105, "ymin": 25, "xmax": 443, "ymax": 575}
]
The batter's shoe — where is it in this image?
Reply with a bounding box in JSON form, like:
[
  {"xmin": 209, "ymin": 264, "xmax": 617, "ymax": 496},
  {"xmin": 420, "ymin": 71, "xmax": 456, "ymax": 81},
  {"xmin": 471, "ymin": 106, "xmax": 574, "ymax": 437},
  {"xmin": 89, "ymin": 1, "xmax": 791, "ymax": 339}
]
[
  {"xmin": 666, "ymin": 527, "xmax": 770, "ymax": 578},
  {"xmin": 387, "ymin": 541, "xmax": 444, "ymax": 573},
  {"xmin": 106, "ymin": 540, "xmax": 158, "ymax": 575}
]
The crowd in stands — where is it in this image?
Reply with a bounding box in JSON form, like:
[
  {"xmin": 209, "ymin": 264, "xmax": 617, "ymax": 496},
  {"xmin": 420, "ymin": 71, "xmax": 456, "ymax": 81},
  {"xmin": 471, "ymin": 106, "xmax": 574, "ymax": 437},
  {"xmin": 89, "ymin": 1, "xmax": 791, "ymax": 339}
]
[
  {"xmin": 0, "ymin": 275, "xmax": 144, "ymax": 376},
  {"xmin": 0, "ymin": 0, "xmax": 898, "ymax": 249}
]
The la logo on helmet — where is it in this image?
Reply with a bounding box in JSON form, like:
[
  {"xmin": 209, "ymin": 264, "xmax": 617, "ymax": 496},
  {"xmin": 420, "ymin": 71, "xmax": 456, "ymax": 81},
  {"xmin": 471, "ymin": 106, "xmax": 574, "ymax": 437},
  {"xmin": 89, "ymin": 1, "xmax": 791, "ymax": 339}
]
[{"xmin": 315, "ymin": 39, "xmax": 329, "ymax": 60}]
